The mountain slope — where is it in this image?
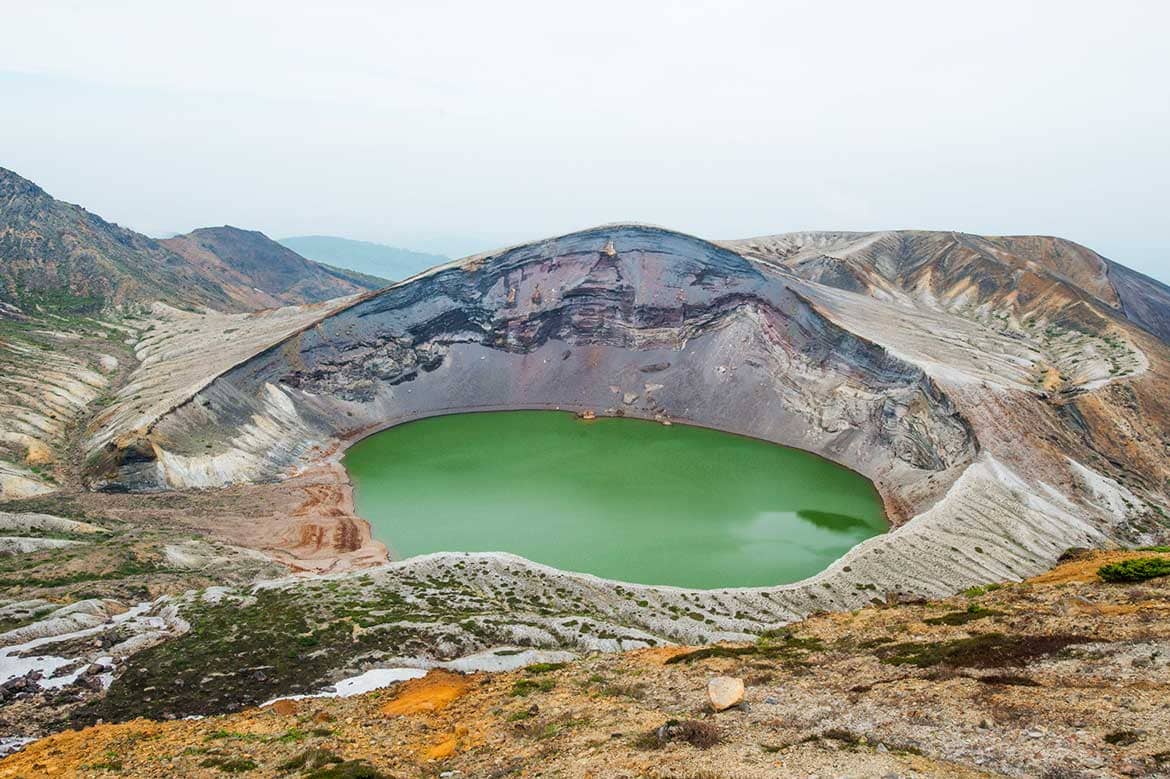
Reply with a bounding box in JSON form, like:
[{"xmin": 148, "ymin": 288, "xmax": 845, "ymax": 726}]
[
  {"xmin": 0, "ymin": 168, "xmax": 384, "ymax": 315},
  {"xmin": 0, "ymin": 167, "xmax": 240, "ymax": 314},
  {"xmin": 279, "ymin": 234, "xmax": 446, "ymax": 282},
  {"xmin": 723, "ymin": 230, "xmax": 1170, "ymax": 344},
  {"xmin": 162, "ymin": 227, "xmax": 384, "ymax": 310},
  {"xmin": 1105, "ymin": 259, "xmax": 1170, "ymax": 345}
]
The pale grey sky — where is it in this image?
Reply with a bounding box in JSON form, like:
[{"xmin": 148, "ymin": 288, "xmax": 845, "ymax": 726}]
[{"xmin": 2, "ymin": 1, "xmax": 1168, "ymax": 281}]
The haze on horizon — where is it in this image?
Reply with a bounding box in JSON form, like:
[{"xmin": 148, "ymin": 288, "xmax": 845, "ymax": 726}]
[{"xmin": 1, "ymin": 1, "xmax": 1168, "ymax": 282}]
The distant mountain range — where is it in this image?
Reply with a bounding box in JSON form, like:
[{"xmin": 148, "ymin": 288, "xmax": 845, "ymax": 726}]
[
  {"xmin": 0, "ymin": 167, "xmax": 385, "ymax": 314},
  {"xmin": 278, "ymin": 235, "xmax": 447, "ymax": 283}
]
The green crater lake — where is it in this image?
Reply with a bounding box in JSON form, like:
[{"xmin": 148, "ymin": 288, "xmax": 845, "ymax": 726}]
[{"xmin": 344, "ymin": 411, "xmax": 887, "ymax": 589}]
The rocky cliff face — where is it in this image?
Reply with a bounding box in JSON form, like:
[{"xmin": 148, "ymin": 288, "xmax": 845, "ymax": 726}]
[{"xmin": 92, "ymin": 225, "xmax": 976, "ymax": 521}]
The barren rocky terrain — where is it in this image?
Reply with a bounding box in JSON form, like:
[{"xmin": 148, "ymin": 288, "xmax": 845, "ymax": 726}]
[
  {"xmin": 3, "ymin": 550, "xmax": 1168, "ymax": 778},
  {"xmin": 2, "ymin": 167, "xmax": 1169, "ymax": 774}
]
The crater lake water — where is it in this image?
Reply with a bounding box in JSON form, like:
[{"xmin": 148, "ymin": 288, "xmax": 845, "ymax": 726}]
[{"xmin": 344, "ymin": 411, "xmax": 887, "ymax": 589}]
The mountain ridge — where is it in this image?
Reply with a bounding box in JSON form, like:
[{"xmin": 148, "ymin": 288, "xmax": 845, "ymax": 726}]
[
  {"xmin": 0, "ymin": 168, "xmax": 383, "ymax": 315},
  {"xmin": 161, "ymin": 226, "xmax": 383, "ymax": 310}
]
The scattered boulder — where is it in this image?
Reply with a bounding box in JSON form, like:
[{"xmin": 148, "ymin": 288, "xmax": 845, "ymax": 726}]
[
  {"xmin": 0, "ymin": 671, "xmax": 44, "ymax": 703},
  {"xmin": 706, "ymin": 676, "xmax": 744, "ymax": 711}
]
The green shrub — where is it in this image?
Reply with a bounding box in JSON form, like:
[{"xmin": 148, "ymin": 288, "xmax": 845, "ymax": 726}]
[
  {"xmin": 279, "ymin": 748, "xmax": 343, "ymax": 771},
  {"xmin": 511, "ymin": 678, "xmax": 555, "ymax": 696},
  {"xmin": 1098, "ymin": 557, "xmax": 1170, "ymax": 583},
  {"xmin": 924, "ymin": 604, "xmax": 1003, "ymax": 626},
  {"xmin": 199, "ymin": 756, "xmax": 258, "ymax": 773},
  {"xmin": 304, "ymin": 760, "xmax": 391, "ymax": 779}
]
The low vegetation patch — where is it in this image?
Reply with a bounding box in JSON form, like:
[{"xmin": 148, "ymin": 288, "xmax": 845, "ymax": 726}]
[
  {"xmin": 1099, "ymin": 556, "xmax": 1170, "ymax": 583},
  {"xmin": 665, "ymin": 645, "xmax": 758, "ymax": 664},
  {"xmin": 511, "ymin": 678, "xmax": 555, "ymax": 697},
  {"xmin": 1104, "ymin": 730, "xmax": 1143, "ymax": 746},
  {"xmin": 303, "ymin": 760, "xmax": 391, "ymax": 779},
  {"xmin": 279, "ymin": 748, "xmax": 344, "ymax": 772},
  {"xmin": 524, "ymin": 662, "xmax": 566, "ymax": 674},
  {"xmin": 977, "ymin": 673, "xmax": 1041, "ymax": 687},
  {"xmin": 199, "ymin": 756, "xmax": 258, "ymax": 773},
  {"xmin": 665, "ymin": 634, "xmax": 824, "ymax": 665},
  {"xmin": 924, "ymin": 604, "xmax": 1003, "ymax": 626},
  {"xmin": 876, "ymin": 633, "xmax": 1091, "ymax": 668},
  {"xmin": 637, "ymin": 719, "xmax": 722, "ymax": 750}
]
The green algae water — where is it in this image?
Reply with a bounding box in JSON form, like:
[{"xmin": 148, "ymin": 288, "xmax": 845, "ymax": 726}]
[{"xmin": 344, "ymin": 411, "xmax": 886, "ymax": 589}]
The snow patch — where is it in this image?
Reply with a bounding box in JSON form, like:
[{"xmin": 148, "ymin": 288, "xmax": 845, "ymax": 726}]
[{"xmin": 261, "ymin": 667, "xmax": 427, "ymax": 707}]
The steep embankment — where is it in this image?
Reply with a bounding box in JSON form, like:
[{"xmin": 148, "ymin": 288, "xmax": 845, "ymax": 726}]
[
  {"xmin": 726, "ymin": 229, "xmax": 1170, "ymax": 541},
  {"xmin": 1107, "ymin": 259, "xmax": 1170, "ymax": 344}
]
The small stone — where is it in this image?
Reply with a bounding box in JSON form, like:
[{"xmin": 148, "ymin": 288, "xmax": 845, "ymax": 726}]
[
  {"xmin": 979, "ymin": 718, "xmax": 994, "ymax": 729},
  {"xmin": 764, "ymin": 696, "xmax": 780, "ymax": 705},
  {"xmin": 706, "ymin": 676, "xmax": 745, "ymax": 711}
]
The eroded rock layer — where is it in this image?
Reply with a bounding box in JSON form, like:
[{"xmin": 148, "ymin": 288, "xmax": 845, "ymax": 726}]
[
  {"xmin": 95, "ymin": 226, "xmax": 976, "ymax": 520},
  {"xmin": 75, "ymin": 223, "xmax": 1170, "ymax": 611}
]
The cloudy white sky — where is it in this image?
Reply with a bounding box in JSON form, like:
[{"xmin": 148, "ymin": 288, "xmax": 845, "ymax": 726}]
[{"xmin": 2, "ymin": 1, "xmax": 1168, "ymax": 280}]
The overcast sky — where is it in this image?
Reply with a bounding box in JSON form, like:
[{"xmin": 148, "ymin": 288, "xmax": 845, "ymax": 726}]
[{"xmin": 2, "ymin": 1, "xmax": 1168, "ymax": 281}]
